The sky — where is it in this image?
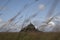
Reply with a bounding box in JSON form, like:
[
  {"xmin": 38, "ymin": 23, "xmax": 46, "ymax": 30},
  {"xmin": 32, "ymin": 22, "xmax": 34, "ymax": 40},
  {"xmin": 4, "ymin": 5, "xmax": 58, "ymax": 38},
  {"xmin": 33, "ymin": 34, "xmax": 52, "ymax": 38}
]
[
  {"xmin": 0, "ymin": 0, "xmax": 60, "ymax": 32},
  {"xmin": 0, "ymin": 0, "xmax": 59, "ymax": 21}
]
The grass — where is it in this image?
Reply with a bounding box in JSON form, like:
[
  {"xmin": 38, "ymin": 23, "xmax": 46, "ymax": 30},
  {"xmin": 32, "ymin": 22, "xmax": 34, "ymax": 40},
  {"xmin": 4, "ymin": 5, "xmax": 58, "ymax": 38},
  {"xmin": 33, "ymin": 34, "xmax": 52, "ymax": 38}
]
[{"xmin": 0, "ymin": 32, "xmax": 60, "ymax": 40}]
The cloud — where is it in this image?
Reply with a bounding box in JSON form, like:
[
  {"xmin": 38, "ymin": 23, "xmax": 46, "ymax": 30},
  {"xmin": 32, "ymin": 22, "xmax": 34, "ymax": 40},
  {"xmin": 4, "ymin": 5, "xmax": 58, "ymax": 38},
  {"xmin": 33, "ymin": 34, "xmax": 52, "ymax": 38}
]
[
  {"xmin": 55, "ymin": 16, "xmax": 60, "ymax": 21},
  {"xmin": 0, "ymin": 18, "xmax": 2, "ymax": 22},
  {"xmin": 38, "ymin": 4, "xmax": 45, "ymax": 11},
  {"xmin": 48, "ymin": 22, "xmax": 55, "ymax": 26}
]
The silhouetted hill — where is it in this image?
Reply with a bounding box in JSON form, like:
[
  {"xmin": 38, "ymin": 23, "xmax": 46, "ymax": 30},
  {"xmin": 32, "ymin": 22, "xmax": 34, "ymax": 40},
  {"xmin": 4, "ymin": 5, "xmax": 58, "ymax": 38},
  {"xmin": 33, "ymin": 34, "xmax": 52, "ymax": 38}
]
[{"xmin": 20, "ymin": 23, "xmax": 41, "ymax": 32}]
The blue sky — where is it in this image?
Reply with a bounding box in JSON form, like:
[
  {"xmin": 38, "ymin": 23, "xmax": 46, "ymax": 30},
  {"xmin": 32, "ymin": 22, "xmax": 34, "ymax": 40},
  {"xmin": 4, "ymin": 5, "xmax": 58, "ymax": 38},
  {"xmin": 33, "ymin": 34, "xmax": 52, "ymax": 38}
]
[
  {"xmin": 0, "ymin": 0, "xmax": 60, "ymax": 23},
  {"xmin": 0, "ymin": 0, "xmax": 60, "ymax": 32}
]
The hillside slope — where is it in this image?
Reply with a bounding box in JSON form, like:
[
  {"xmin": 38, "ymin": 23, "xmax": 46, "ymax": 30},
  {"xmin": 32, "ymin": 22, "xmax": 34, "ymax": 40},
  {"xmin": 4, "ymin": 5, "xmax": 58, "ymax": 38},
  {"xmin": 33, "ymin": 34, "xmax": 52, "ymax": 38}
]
[{"xmin": 0, "ymin": 32, "xmax": 60, "ymax": 40}]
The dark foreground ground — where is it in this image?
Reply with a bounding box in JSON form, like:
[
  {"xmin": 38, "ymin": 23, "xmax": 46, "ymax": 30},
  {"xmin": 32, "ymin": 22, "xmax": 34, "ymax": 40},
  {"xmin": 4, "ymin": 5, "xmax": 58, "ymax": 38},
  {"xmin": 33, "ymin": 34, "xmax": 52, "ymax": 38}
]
[{"xmin": 0, "ymin": 32, "xmax": 60, "ymax": 40}]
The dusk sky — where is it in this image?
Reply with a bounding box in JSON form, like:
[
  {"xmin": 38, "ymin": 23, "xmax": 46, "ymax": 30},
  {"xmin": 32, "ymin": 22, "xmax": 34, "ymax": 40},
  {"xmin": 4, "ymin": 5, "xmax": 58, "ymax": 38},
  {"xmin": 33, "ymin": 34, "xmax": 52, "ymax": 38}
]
[{"xmin": 0, "ymin": 0, "xmax": 60, "ymax": 32}]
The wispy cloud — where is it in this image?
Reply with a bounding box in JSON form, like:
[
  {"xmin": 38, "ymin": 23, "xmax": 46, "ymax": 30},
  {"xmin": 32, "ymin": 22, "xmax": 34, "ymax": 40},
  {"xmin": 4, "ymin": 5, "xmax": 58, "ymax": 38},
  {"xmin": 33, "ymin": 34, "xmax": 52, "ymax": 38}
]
[
  {"xmin": 0, "ymin": 18, "xmax": 2, "ymax": 22},
  {"xmin": 38, "ymin": 4, "xmax": 45, "ymax": 11}
]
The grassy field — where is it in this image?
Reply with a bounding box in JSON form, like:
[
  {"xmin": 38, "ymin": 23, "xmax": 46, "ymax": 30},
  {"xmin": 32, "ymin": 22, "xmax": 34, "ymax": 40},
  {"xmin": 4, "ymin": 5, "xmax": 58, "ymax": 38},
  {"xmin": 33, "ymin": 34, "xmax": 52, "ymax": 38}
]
[{"xmin": 0, "ymin": 32, "xmax": 60, "ymax": 40}]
